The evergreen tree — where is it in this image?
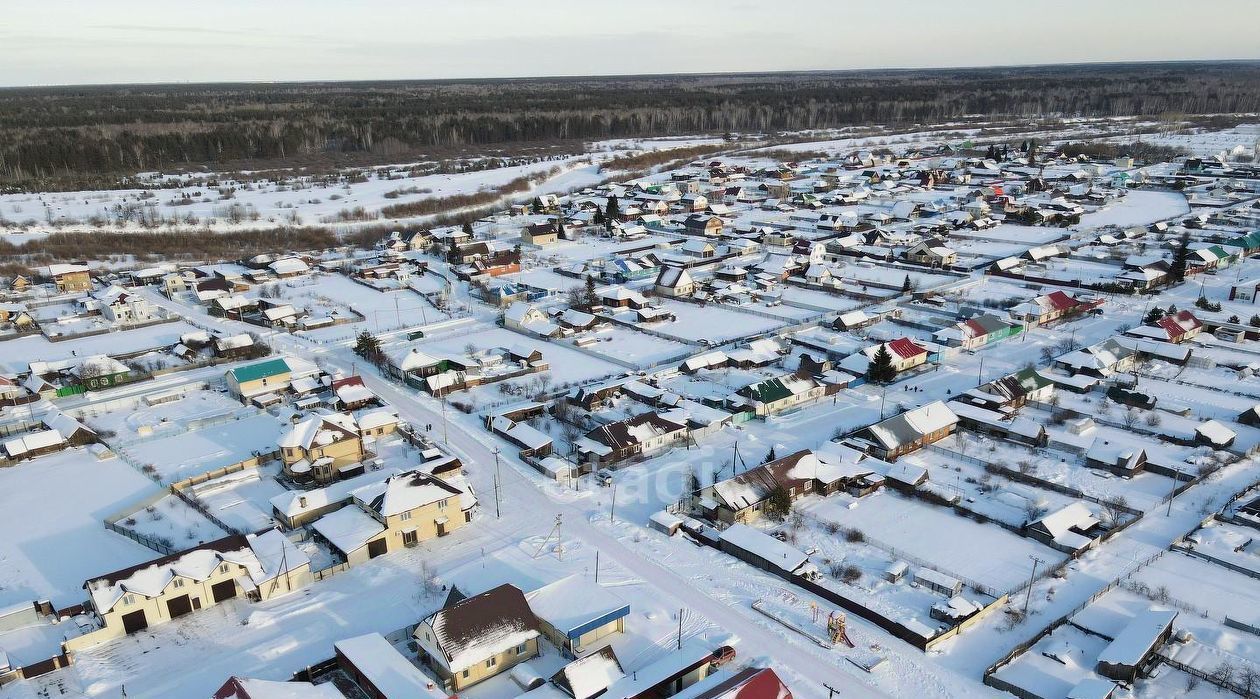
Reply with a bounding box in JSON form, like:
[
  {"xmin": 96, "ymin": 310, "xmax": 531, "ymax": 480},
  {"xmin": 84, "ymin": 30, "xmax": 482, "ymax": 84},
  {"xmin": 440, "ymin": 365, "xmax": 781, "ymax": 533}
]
[
  {"xmin": 901, "ymin": 274, "xmax": 912, "ymax": 293},
  {"xmin": 555, "ymin": 216, "xmax": 565, "ymax": 237},
  {"xmin": 353, "ymin": 331, "xmax": 381, "ymax": 361},
  {"xmin": 766, "ymin": 486, "xmax": 792, "ymax": 521},
  {"xmin": 461, "ymin": 221, "xmax": 474, "ymax": 237},
  {"xmin": 1143, "ymin": 307, "xmax": 1164, "ymax": 324},
  {"xmin": 868, "ymin": 343, "xmax": 897, "ymax": 384},
  {"xmin": 605, "ymin": 195, "xmax": 620, "ymax": 222},
  {"xmin": 762, "ymin": 446, "xmax": 777, "ymax": 464},
  {"xmin": 583, "ymin": 275, "xmax": 599, "ymax": 308},
  {"xmin": 593, "ymin": 208, "xmax": 606, "ymax": 226}
]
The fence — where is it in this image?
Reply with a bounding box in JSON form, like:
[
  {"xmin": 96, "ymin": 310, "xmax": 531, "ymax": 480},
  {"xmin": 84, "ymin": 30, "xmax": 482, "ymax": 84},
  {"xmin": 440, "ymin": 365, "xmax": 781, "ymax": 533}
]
[
  {"xmin": 983, "ymin": 548, "xmax": 1168, "ymax": 692},
  {"xmin": 103, "ymin": 518, "xmax": 176, "ymax": 556}
]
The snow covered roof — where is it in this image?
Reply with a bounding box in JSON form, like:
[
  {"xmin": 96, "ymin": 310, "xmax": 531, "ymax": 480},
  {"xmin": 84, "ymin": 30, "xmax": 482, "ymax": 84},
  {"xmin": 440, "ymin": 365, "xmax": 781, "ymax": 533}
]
[
  {"xmin": 354, "ymin": 470, "xmax": 468, "ymax": 518},
  {"xmin": 719, "ymin": 523, "xmax": 809, "ymax": 574},
  {"xmin": 271, "ymin": 468, "xmax": 401, "ymax": 518},
  {"xmin": 526, "ymin": 575, "xmax": 630, "ymax": 638},
  {"xmin": 334, "ymin": 633, "xmax": 448, "ymax": 699},
  {"xmin": 551, "ymin": 647, "xmax": 625, "ymax": 699},
  {"xmin": 311, "ymin": 506, "xmax": 384, "ymax": 556},
  {"xmin": 278, "ymin": 413, "xmax": 358, "ymax": 450},
  {"xmin": 864, "ymin": 401, "xmax": 958, "ymax": 450},
  {"xmin": 86, "ymin": 532, "xmax": 296, "ymax": 614},
  {"xmin": 1096, "ymin": 608, "xmax": 1177, "ymax": 669},
  {"xmin": 215, "ymin": 677, "xmax": 344, "ymax": 699},
  {"xmin": 417, "ymin": 583, "xmax": 540, "ymax": 673}
]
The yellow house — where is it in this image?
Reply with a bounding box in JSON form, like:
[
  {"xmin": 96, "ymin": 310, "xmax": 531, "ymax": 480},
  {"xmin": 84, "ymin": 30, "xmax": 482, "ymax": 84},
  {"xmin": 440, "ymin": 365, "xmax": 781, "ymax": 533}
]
[
  {"xmin": 47, "ymin": 263, "xmax": 91, "ymax": 292},
  {"xmin": 415, "ymin": 584, "xmax": 541, "ymax": 690},
  {"xmin": 311, "ymin": 469, "xmax": 476, "ymax": 565},
  {"xmin": 82, "ymin": 530, "xmax": 310, "ymax": 643},
  {"xmin": 278, "ymin": 412, "xmax": 365, "ymax": 483},
  {"xmin": 226, "ymin": 358, "xmax": 293, "ymax": 399}
]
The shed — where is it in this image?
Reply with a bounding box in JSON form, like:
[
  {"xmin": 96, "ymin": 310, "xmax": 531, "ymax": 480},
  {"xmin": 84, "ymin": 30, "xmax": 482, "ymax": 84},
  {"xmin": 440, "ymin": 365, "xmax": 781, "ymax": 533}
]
[{"xmin": 1095, "ymin": 608, "xmax": 1177, "ymax": 681}]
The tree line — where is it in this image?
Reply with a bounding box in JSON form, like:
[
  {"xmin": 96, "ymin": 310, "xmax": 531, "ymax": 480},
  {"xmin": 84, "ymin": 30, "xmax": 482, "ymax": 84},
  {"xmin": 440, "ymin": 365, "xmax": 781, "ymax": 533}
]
[{"xmin": 1, "ymin": 62, "xmax": 1258, "ymax": 190}]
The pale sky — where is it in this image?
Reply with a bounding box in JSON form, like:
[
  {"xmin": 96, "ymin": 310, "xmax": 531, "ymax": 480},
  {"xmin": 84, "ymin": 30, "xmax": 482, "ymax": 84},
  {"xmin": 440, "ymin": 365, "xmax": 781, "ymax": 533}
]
[{"xmin": 5, "ymin": 0, "xmax": 1259, "ymax": 86}]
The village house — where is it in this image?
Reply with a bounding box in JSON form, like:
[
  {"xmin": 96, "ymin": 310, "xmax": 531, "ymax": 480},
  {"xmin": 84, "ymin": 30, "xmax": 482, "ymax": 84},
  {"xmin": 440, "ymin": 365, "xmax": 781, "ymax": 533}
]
[
  {"xmin": 734, "ymin": 374, "xmax": 826, "ymax": 417},
  {"xmin": 1095, "ymin": 609, "xmax": 1178, "ymax": 682},
  {"xmin": 862, "ymin": 338, "xmax": 930, "ymax": 374},
  {"xmin": 850, "ymin": 401, "xmax": 959, "ymax": 460},
  {"xmin": 683, "ymin": 214, "xmax": 723, "ymax": 237},
  {"xmin": 577, "ymin": 412, "xmax": 688, "ymax": 466},
  {"xmin": 1010, "ymin": 290, "xmax": 1095, "ymax": 326},
  {"xmin": 1027, "ymin": 502, "xmax": 1102, "ymax": 553},
  {"xmin": 84, "ymin": 530, "xmax": 311, "ymax": 641},
  {"xmin": 504, "ymin": 302, "xmax": 561, "ymax": 337},
  {"xmin": 1126, "ymin": 309, "xmax": 1203, "ymax": 344},
  {"xmin": 91, "ymin": 285, "xmax": 159, "ymax": 324},
  {"xmin": 415, "ymin": 584, "xmax": 541, "ymax": 690},
  {"xmin": 654, "ymin": 267, "xmax": 696, "ymax": 297},
  {"xmin": 522, "ymin": 222, "xmax": 559, "ymax": 246},
  {"xmin": 225, "ymin": 356, "xmax": 318, "ymax": 399},
  {"xmin": 903, "ymin": 242, "xmax": 957, "ymax": 267},
  {"xmin": 213, "ymin": 333, "xmax": 257, "ymax": 360},
  {"xmin": 701, "ymin": 447, "xmax": 882, "ymax": 524},
  {"xmin": 46, "ymin": 263, "xmax": 92, "ymax": 293},
  {"xmin": 313, "ymin": 469, "xmax": 474, "ymax": 564},
  {"xmin": 934, "ymin": 314, "xmax": 1023, "ymax": 350},
  {"xmin": 278, "ymin": 412, "xmax": 364, "ymax": 483}
]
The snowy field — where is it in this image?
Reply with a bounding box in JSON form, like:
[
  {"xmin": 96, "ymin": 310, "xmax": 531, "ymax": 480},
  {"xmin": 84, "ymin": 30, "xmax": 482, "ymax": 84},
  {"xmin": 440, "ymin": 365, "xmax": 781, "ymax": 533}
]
[
  {"xmin": 0, "ymin": 320, "xmax": 199, "ymax": 373},
  {"xmin": 0, "ymin": 449, "xmax": 157, "ymax": 609},
  {"xmin": 83, "ymin": 388, "xmax": 246, "ymax": 440},
  {"xmin": 117, "ymin": 413, "xmax": 285, "ymax": 484},
  {"xmin": 648, "ymin": 301, "xmax": 787, "ymax": 344},
  {"xmin": 803, "ymin": 491, "xmax": 1064, "ymax": 593}
]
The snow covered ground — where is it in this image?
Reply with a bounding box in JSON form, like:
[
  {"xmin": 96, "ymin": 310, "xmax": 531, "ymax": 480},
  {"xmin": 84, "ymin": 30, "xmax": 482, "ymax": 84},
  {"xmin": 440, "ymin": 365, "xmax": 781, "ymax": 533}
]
[{"xmin": 0, "ymin": 449, "xmax": 158, "ymax": 609}]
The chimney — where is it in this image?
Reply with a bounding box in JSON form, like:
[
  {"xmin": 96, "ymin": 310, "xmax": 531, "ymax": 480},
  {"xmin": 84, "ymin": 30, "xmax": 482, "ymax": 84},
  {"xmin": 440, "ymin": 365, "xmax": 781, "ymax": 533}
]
[{"xmin": 299, "ymin": 496, "xmax": 308, "ymax": 508}]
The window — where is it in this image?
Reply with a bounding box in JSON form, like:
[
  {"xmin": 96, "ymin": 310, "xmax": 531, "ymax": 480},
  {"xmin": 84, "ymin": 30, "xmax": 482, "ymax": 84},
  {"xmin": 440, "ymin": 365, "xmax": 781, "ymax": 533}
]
[
  {"xmin": 123, "ymin": 595, "xmax": 135, "ymax": 606},
  {"xmin": 399, "ymin": 511, "xmax": 412, "ymax": 521},
  {"xmin": 219, "ymin": 564, "xmax": 230, "ymax": 574},
  {"xmin": 173, "ymin": 578, "xmax": 184, "ymax": 589},
  {"xmin": 462, "ymin": 669, "xmax": 470, "ymax": 679},
  {"xmin": 486, "ymin": 657, "xmax": 497, "ymax": 668},
  {"xmin": 516, "ymin": 643, "xmax": 527, "ymax": 655},
  {"xmin": 437, "ymin": 498, "xmax": 449, "ymax": 510}
]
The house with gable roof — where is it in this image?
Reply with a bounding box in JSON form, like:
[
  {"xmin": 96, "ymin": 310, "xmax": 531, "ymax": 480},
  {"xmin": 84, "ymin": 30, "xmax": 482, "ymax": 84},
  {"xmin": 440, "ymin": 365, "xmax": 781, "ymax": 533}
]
[
  {"xmin": 414, "ymin": 583, "xmax": 541, "ymax": 690},
  {"xmin": 82, "ymin": 530, "xmax": 310, "ymax": 642}
]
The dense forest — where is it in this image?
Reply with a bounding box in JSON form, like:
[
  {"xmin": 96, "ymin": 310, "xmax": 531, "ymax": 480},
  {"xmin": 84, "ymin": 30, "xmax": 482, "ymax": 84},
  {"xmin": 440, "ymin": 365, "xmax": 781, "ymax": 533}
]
[{"xmin": 1, "ymin": 62, "xmax": 1257, "ymax": 190}]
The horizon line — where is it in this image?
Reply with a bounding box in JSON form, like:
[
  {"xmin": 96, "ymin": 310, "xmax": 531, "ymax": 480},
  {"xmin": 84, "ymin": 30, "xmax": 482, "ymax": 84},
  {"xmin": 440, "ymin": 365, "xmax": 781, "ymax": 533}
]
[{"xmin": 4, "ymin": 57, "xmax": 1257, "ymax": 91}]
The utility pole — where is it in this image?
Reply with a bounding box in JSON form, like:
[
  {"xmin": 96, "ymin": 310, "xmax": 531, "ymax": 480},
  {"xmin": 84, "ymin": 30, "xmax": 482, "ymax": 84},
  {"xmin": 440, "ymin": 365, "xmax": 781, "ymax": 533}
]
[
  {"xmin": 493, "ymin": 447, "xmax": 502, "ymax": 519},
  {"xmin": 1166, "ymin": 469, "xmax": 1181, "ymax": 516},
  {"xmin": 677, "ymin": 608, "xmax": 684, "ymax": 649},
  {"xmin": 1024, "ymin": 555, "xmax": 1043, "ymax": 614},
  {"xmin": 394, "ymin": 295, "xmax": 401, "ymax": 328},
  {"xmin": 609, "ymin": 482, "xmax": 617, "ymax": 523},
  {"xmin": 823, "ymin": 684, "xmax": 840, "ymax": 699},
  {"xmin": 977, "ymin": 354, "xmax": 985, "ymax": 387},
  {"xmin": 879, "ymin": 385, "xmax": 888, "ymax": 420},
  {"xmin": 441, "ymin": 395, "xmax": 448, "ymax": 445},
  {"xmin": 595, "ymin": 550, "xmax": 600, "ymax": 583}
]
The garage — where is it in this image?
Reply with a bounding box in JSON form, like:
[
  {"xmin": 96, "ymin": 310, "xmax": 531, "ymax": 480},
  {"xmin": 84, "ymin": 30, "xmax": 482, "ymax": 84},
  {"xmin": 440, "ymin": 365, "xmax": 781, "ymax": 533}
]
[
  {"xmin": 211, "ymin": 579, "xmax": 237, "ymax": 603},
  {"xmin": 166, "ymin": 594, "xmax": 193, "ymax": 619},
  {"xmin": 121, "ymin": 609, "xmax": 148, "ymax": 634},
  {"xmin": 367, "ymin": 538, "xmax": 388, "ymax": 559}
]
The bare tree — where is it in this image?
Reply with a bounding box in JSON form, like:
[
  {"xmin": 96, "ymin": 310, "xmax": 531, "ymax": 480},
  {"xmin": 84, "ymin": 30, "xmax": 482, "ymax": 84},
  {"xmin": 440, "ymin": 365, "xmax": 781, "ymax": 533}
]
[
  {"xmin": 1122, "ymin": 408, "xmax": 1140, "ymax": 430},
  {"xmin": 1101, "ymin": 496, "xmax": 1130, "ymax": 527}
]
